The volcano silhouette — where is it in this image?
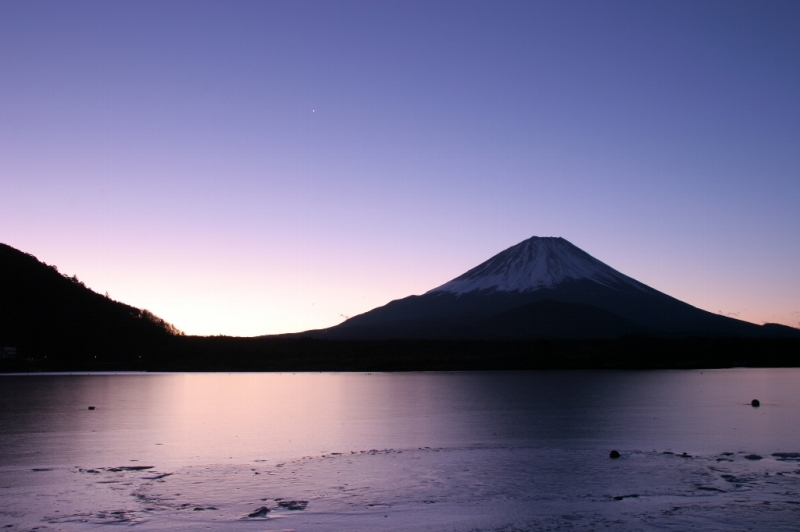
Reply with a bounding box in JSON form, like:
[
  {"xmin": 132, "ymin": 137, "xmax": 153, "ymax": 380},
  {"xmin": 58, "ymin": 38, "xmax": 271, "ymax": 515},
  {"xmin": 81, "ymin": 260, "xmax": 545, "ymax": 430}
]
[{"xmin": 318, "ymin": 237, "xmax": 796, "ymax": 340}]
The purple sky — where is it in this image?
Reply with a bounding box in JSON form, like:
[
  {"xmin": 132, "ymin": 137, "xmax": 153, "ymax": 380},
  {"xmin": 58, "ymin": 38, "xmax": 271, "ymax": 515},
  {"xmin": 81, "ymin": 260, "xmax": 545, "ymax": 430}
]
[{"xmin": 2, "ymin": 1, "xmax": 799, "ymax": 335}]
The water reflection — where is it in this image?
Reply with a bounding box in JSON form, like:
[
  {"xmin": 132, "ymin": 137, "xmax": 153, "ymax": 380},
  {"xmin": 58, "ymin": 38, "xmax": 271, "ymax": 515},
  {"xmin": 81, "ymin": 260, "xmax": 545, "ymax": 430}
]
[{"xmin": 1, "ymin": 369, "xmax": 798, "ymax": 469}]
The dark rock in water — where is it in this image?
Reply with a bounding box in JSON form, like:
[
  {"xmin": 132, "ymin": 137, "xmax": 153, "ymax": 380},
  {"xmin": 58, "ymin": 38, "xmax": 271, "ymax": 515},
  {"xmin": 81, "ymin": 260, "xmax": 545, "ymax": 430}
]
[
  {"xmin": 681, "ymin": 452, "xmax": 692, "ymax": 458},
  {"xmin": 609, "ymin": 450, "xmax": 620, "ymax": 459},
  {"xmin": 745, "ymin": 454, "xmax": 763, "ymax": 460},
  {"xmin": 247, "ymin": 506, "xmax": 270, "ymax": 518},
  {"xmin": 697, "ymin": 486, "xmax": 725, "ymax": 492},
  {"xmin": 751, "ymin": 399, "xmax": 760, "ymax": 407},
  {"xmin": 107, "ymin": 466, "xmax": 154, "ymax": 472},
  {"xmin": 278, "ymin": 500, "xmax": 308, "ymax": 510},
  {"xmin": 143, "ymin": 472, "xmax": 172, "ymax": 480},
  {"xmin": 721, "ymin": 474, "xmax": 749, "ymax": 485},
  {"xmin": 88, "ymin": 406, "xmax": 95, "ymax": 410},
  {"xmin": 772, "ymin": 452, "xmax": 800, "ymax": 462}
]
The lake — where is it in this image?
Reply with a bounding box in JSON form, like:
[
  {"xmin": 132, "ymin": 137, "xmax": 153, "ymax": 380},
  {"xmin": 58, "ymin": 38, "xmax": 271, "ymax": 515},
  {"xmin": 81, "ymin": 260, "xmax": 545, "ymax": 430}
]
[{"xmin": 1, "ymin": 370, "xmax": 799, "ymax": 530}]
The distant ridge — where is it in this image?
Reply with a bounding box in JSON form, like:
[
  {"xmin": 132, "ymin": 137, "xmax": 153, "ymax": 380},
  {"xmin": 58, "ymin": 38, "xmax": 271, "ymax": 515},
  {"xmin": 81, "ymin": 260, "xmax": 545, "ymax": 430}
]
[
  {"xmin": 1, "ymin": 239, "xmax": 798, "ymax": 372},
  {"xmin": 319, "ymin": 236, "xmax": 800, "ymax": 340},
  {"xmin": 0, "ymin": 243, "xmax": 181, "ymax": 365}
]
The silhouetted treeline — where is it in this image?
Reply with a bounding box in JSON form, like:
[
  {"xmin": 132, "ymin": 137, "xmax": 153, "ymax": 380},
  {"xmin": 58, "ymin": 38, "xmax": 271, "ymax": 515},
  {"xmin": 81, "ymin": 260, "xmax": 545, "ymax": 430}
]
[
  {"xmin": 0, "ymin": 243, "xmax": 181, "ymax": 367},
  {"xmin": 4, "ymin": 335, "xmax": 799, "ymax": 372}
]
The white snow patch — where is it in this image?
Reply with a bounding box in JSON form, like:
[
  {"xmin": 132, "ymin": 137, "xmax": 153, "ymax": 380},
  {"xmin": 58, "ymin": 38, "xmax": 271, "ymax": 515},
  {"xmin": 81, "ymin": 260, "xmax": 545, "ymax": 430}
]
[{"xmin": 429, "ymin": 236, "xmax": 647, "ymax": 295}]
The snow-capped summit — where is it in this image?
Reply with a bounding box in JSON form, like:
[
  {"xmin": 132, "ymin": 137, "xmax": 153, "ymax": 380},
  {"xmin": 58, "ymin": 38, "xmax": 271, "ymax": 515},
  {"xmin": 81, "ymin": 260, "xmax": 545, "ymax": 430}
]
[
  {"xmin": 320, "ymin": 235, "xmax": 779, "ymax": 340},
  {"xmin": 429, "ymin": 237, "xmax": 643, "ymax": 295}
]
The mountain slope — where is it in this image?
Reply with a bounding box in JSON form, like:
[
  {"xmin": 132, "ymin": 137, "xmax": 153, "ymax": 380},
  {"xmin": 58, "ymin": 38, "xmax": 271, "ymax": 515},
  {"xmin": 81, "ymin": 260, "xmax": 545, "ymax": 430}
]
[
  {"xmin": 0, "ymin": 243, "xmax": 180, "ymax": 364},
  {"xmin": 322, "ymin": 237, "xmax": 794, "ymax": 340}
]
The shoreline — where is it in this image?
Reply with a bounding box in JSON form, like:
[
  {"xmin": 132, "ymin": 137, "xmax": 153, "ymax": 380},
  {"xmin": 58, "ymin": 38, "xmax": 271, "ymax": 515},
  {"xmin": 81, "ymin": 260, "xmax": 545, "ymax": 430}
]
[{"xmin": 2, "ymin": 336, "xmax": 799, "ymax": 373}]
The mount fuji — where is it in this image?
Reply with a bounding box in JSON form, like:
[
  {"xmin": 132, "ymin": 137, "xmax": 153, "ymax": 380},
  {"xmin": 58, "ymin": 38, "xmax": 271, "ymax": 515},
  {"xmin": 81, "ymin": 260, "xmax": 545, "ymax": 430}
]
[{"xmin": 319, "ymin": 237, "xmax": 795, "ymax": 340}]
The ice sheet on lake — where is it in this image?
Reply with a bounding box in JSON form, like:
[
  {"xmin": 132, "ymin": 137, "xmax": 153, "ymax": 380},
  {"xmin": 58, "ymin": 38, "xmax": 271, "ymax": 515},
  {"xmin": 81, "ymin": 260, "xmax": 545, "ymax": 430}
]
[{"xmin": 2, "ymin": 445, "xmax": 800, "ymax": 531}]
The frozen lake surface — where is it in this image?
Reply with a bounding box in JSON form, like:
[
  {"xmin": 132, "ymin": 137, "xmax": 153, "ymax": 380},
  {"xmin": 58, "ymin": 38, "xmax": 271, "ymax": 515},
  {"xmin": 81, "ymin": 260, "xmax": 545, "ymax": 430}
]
[{"xmin": 1, "ymin": 370, "xmax": 799, "ymax": 530}]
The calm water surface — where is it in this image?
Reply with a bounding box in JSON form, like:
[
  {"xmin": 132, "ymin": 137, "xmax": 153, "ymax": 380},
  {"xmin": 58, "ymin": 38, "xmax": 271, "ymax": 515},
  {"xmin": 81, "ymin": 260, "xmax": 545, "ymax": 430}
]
[{"xmin": 1, "ymin": 369, "xmax": 797, "ymax": 468}]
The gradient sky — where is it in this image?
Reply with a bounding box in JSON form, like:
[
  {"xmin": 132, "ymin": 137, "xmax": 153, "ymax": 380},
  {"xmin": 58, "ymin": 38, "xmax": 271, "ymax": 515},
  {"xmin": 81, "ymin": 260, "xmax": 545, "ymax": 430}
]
[{"xmin": 2, "ymin": 1, "xmax": 799, "ymax": 335}]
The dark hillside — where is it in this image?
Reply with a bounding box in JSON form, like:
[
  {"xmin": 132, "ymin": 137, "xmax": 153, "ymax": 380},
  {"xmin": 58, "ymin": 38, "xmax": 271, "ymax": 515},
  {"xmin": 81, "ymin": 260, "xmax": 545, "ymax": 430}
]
[{"xmin": 0, "ymin": 243, "xmax": 180, "ymax": 367}]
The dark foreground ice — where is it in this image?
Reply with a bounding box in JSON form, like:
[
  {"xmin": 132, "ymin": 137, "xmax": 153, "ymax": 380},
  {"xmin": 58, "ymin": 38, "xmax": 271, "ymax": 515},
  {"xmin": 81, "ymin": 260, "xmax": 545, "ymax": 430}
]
[{"xmin": 2, "ymin": 445, "xmax": 799, "ymax": 531}]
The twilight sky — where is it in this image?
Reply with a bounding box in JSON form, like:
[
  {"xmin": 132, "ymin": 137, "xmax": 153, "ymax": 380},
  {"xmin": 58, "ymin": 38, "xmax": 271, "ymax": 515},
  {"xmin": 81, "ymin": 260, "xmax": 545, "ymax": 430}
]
[{"xmin": 2, "ymin": 1, "xmax": 799, "ymax": 335}]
